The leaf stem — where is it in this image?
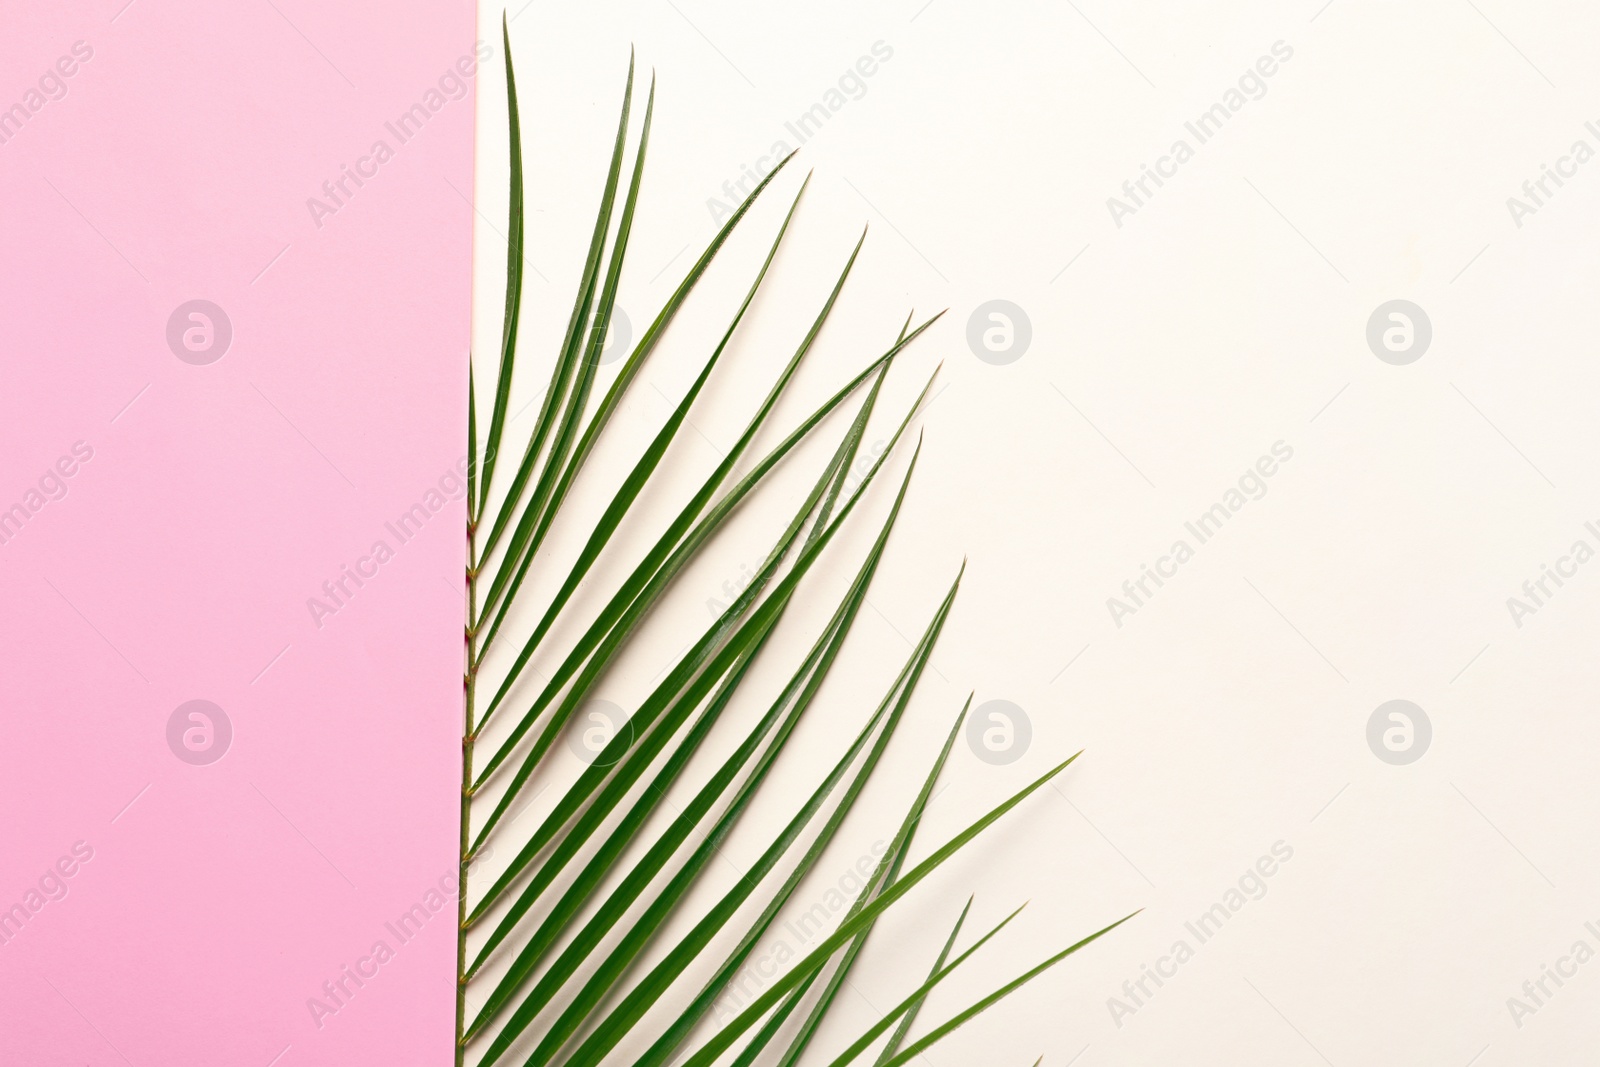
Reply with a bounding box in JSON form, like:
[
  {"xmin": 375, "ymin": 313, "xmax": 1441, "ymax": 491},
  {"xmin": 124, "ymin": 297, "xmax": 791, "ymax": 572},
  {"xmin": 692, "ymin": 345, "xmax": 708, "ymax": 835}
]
[{"xmin": 457, "ymin": 519, "xmax": 479, "ymax": 1066}]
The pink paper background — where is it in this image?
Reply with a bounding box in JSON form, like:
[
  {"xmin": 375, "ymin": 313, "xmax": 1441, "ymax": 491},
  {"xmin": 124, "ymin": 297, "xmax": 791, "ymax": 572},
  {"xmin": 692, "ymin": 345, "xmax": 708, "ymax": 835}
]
[{"xmin": 0, "ymin": 2, "xmax": 475, "ymax": 1062}]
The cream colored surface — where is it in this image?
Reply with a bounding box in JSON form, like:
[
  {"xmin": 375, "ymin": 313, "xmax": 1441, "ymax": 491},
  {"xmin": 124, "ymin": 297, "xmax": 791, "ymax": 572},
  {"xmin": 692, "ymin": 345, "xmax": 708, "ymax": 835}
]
[{"xmin": 471, "ymin": 2, "xmax": 1600, "ymax": 1063}]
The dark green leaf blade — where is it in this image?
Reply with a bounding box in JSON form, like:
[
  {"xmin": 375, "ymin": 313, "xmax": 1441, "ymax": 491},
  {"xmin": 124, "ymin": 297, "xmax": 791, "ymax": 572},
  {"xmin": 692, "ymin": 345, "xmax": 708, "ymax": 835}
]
[{"xmin": 476, "ymin": 14, "xmax": 526, "ymax": 515}]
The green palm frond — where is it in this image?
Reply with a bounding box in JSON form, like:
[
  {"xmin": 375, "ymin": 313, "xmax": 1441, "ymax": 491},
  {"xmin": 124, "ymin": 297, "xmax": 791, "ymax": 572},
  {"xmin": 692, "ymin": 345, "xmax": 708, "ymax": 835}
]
[{"xmin": 456, "ymin": 18, "xmax": 1128, "ymax": 1066}]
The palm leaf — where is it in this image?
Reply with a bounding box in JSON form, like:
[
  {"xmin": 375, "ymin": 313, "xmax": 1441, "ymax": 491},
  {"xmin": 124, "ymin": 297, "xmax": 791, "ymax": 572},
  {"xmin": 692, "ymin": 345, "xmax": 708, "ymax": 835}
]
[{"xmin": 456, "ymin": 31, "xmax": 1127, "ymax": 1067}]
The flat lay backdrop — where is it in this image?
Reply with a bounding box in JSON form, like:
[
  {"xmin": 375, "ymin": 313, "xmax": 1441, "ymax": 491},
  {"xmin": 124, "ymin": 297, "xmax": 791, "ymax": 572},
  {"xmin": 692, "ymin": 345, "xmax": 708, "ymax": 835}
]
[
  {"xmin": 7, "ymin": 0, "xmax": 1600, "ymax": 1065},
  {"xmin": 473, "ymin": 2, "xmax": 1600, "ymax": 1066}
]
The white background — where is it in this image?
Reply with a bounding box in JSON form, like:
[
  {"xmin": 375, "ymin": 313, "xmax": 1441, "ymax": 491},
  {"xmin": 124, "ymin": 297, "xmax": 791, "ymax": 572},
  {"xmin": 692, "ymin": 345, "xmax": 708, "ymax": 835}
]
[{"xmin": 467, "ymin": 1, "xmax": 1600, "ymax": 1064}]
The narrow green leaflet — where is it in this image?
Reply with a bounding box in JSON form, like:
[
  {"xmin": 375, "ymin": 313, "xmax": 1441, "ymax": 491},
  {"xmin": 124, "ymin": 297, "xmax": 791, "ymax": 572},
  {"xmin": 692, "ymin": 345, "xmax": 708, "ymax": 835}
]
[
  {"xmin": 871, "ymin": 897, "xmax": 972, "ymax": 1066},
  {"xmin": 820, "ymin": 903, "xmax": 1027, "ymax": 1067},
  {"xmin": 866, "ymin": 913, "xmax": 1138, "ymax": 1067},
  {"xmin": 474, "ymin": 15, "xmax": 525, "ymax": 514}
]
